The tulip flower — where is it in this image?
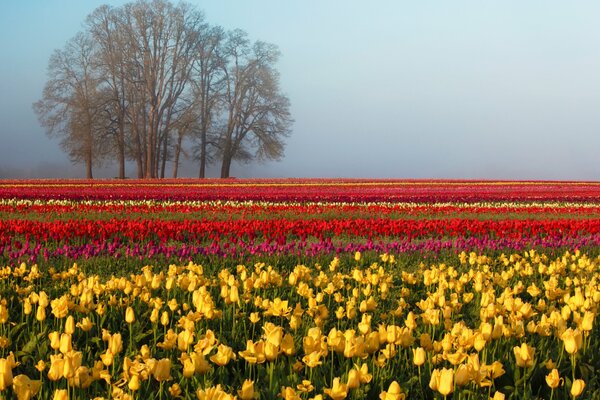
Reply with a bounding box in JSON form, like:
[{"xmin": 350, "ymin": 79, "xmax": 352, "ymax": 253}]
[
  {"xmin": 429, "ymin": 368, "xmax": 454, "ymax": 396},
  {"xmin": 513, "ymin": 343, "xmax": 535, "ymax": 368},
  {"xmin": 152, "ymin": 358, "xmax": 172, "ymax": 382},
  {"xmin": 52, "ymin": 389, "xmax": 68, "ymax": 400},
  {"xmin": 379, "ymin": 381, "xmax": 405, "ymax": 400},
  {"xmin": 238, "ymin": 379, "xmax": 258, "ymax": 400},
  {"xmin": 324, "ymin": 377, "xmax": 348, "ymax": 400},
  {"xmin": 168, "ymin": 383, "xmax": 182, "ymax": 397},
  {"xmin": 12, "ymin": 374, "xmax": 41, "ymax": 400},
  {"xmin": 0, "ymin": 353, "xmax": 16, "ymax": 391},
  {"xmin": 545, "ymin": 368, "xmax": 561, "ymax": 389},
  {"xmin": 408, "ymin": 347, "xmax": 424, "ymax": 368},
  {"xmin": 571, "ymin": 379, "xmax": 585, "ymax": 397},
  {"xmin": 561, "ymin": 328, "xmax": 583, "ymax": 355},
  {"xmin": 125, "ymin": 306, "xmax": 135, "ymax": 324},
  {"xmin": 64, "ymin": 315, "xmax": 75, "ymax": 334},
  {"xmin": 210, "ymin": 344, "xmax": 235, "ymax": 366}
]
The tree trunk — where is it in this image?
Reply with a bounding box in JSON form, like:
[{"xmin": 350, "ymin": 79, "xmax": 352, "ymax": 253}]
[
  {"xmin": 199, "ymin": 130, "xmax": 207, "ymax": 178},
  {"xmin": 172, "ymin": 131, "xmax": 183, "ymax": 178},
  {"xmin": 220, "ymin": 150, "xmax": 232, "ymax": 178},
  {"xmin": 86, "ymin": 150, "xmax": 93, "ymax": 179},
  {"xmin": 117, "ymin": 118, "xmax": 126, "ymax": 179}
]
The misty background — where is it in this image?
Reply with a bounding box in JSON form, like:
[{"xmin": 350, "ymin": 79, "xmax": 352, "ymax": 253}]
[{"xmin": 1, "ymin": 1, "xmax": 600, "ymax": 179}]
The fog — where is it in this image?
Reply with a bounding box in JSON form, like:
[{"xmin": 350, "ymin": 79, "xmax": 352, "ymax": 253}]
[{"xmin": 2, "ymin": 1, "xmax": 600, "ymax": 180}]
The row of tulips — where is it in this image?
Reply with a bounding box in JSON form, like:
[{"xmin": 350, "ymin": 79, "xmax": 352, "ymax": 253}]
[
  {"xmin": 0, "ymin": 250, "xmax": 597, "ymax": 399},
  {"xmin": 3, "ymin": 199, "xmax": 600, "ymax": 218},
  {"xmin": 2, "ymin": 179, "xmax": 600, "ymax": 202},
  {"xmin": 5, "ymin": 233, "xmax": 600, "ymax": 265},
  {"xmin": 3, "ymin": 218, "xmax": 600, "ymax": 243}
]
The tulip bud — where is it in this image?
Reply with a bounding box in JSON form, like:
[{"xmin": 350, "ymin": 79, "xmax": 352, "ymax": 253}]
[
  {"xmin": 64, "ymin": 316, "xmax": 75, "ymax": 335},
  {"xmin": 125, "ymin": 307, "xmax": 135, "ymax": 324},
  {"xmin": 48, "ymin": 332, "xmax": 60, "ymax": 350},
  {"xmin": 35, "ymin": 306, "xmax": 46, "ymax": 322},
  {"xmin": 160, "ymin": 311, "xmax": 169, "ymax": 326},
  {"xmin": 412, "ymin": 347, "xmax": 426, "ymax": 366},
  {"xmin": 238, "ymin": 379, "xmax": 257, "ymax": 400},
  {"xmin": 52, "ymin": 389, "xmax": 68, "ymax": 400},
  {"xmin": 571, "ymin": 379, "xmax": 586, "ymax": 397},
  {"xmin": 128, "ymin": 374, "xmax": 141, "ymax": 391}
]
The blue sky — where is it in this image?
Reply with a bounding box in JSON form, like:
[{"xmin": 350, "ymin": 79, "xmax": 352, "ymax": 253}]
[{"xmin": 1, "ymin": 1, "xmax": 600, "ymax": 179}]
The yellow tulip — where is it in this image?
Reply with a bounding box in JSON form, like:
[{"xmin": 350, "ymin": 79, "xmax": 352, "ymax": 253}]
[
  {"xmin": 429, "ymin": 368, "xmax": 454, "ymax": 396},
  {"xmin": 12, "ymin": 374, "xmax": 41, "ymax": 400},
  {"xmin": 412, "ymin": 347, "xmax": 426, "ymax": 366},
  {"xmin": 59, "ymin": 333, "xmax": 72, "ymax": 354},
  {"xmin": 281, "ymin": 333, "xmax": 296, "ymax": 356},
  {"xmin": 0, "ymin": 354, "xmax": 16, "ymax": 391},
  {"xmin": 76, "ymin": 317, "xmax": 94, "ymax": 332},
  {"xmin": 108, "ymin": 333, "xmax": 123, "ymax": 354},
  {"xmin": 545, "ymin": 368, "xmax": 561, "ymax": 389},
  {"xmin": 50, "ymin": 296, "xmax": 69, "ymax": 318},
  {"xmin": 48, "ymin": 331, "xmax": 60, "ymax": 350},
  {"xmin": 210, "ymin": 344, "xmax": 235, "ymax": 366},
  {"xmin": 160, "ymin": 311, "xmax": 170, "ymax": 326},
  {"xmin": 379, "ymin": 381, "xmax": 405, "ymax": 400},
  {"xmin": 47, "ymin": 354, "xmax": 65, "ymax": 381},
  {"xmin": 579, "ymin": 311, "xmax": 594, "ymax": 331},
  {"xmin": 152, "ymin": 358, "xmax": 172, "ymax": 382},
  {"xmin": 265, "ymin": 342, "xmax": 279, "ymax": 361},
  {"xmin": 69, "ymin": 366, "xmax": 93, "ymax": 389},
  {"xmin": 513, "ymin": 343, "xmax": 535, "ymax": 368},
  {"xmin": 571, "ymin": 379, "xmax": 585, "ymax": 397},
  {"xmin": 323, "ymin": 377, "xmax": 348, "ymax": 400},
  {"xmin": 296, "ymin": 380, "xmax": 314, "ymax": 393},
  {"xmin": 52, "ymin": 389, "xmax": 68, "ymax": 400},
  {"xmin": 35, "ymin": 306, "xmax": 46, "ymax": 322},
  {"xmin": 64, "ymin": 315, "xmax": 75, "ymax": 335},
  {"xmin": 454, "ymin": 364, "xmax": 471, "ymax": 386},
  {"xmin": 168, "ymin": 383, "xmax": 182, "ymax": 397},
  {"xmin": 238, "ymin": 379, "xmax": 258, "ymax": 400},
  {"xmin": 177, "ymin": 329, "xmax": 195, "ymax": 352},
  {"xmin": 302, "ymin": 351, "xmax": 323, "ymax": 368},
  {"xmin": 128, "ymin": 374, "xmax": 141, "ymax": 391},
  {"xmin": 34, "ymin": 360, "xmax": 45, "ymax": 373},
  {"xmin": 346, "ymin": 369, "xmax": 360, "ymax": 389},
  {"xmin": 279, "ymin": 386, "xmax": 302, "ymax": 400},
  {"xmin": 125, "ymin": 306, "xmax": 135, "ymax": 324},
  {"xmin": 238, "ymin": 340, "xmax": 266, "ymax": 364},
  {"xmin": 561, "ymin": 328, "xmax": 583, "ymax": 355},
  {"xmin": 150, "ymin": 308, "xmax": 159, "ymax": 323},
  {"xmin": 263, "ymin": 322, "xmax": 283, "ymax": 347}
]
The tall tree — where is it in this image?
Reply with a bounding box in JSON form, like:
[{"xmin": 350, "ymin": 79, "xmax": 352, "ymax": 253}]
[
  {"xmin": 218, "ymin": 30, "xmax": 293, "ymax": 178},
  {"xmin": 36, "ymin": 0, "xmax": 292, "ymax": 179},
  {"xmin": 86, "ymin": 5, "xmax": 129, "ymax": 179},
  {"xmin": 33, "ymin": 32, "xmax": 106, "ymax": 179},
  {"xmin": 191, "ymin": 25, "xmax": 225, "ymax": 178}
]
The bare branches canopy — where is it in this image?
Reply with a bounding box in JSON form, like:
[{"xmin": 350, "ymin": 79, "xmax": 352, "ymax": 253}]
[{"xmin": 33, "ymin": 0, "xmax": 292, "ymax": 179}]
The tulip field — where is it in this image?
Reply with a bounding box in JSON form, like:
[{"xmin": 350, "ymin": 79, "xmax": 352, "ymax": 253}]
[{"xmin": 0, "ymin": 179, "xmax": 600, "ymax": 400}]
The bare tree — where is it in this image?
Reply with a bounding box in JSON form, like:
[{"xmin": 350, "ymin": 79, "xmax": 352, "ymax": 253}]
[
  {"xmin": 33, "ymin": 32, "xmax": 107, "ymax": 178},
  {"xmin": 217, "ymin": 30, "xmax": 293, "ymax": 178},
  {"xmin": 36, "ymin": 0, "xmax": 292, "ymax": 179},
  {"xmin": 191, "ymin": 25, "xmax": 225, "ymax": 178},
  {"xmin": 86, "ymin": 5, "xmax": 129, "ymax": 179}
]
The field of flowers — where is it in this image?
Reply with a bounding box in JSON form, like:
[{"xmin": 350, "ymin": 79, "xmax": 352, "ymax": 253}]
[{"xmin": 0, "ymin": 179, "xmax": 599, "ymax": 400}]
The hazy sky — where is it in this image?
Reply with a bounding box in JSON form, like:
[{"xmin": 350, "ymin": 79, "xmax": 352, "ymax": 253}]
[{"xmin": 2, "ymin": 1, "xmax": 600, "ymax": 179}]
